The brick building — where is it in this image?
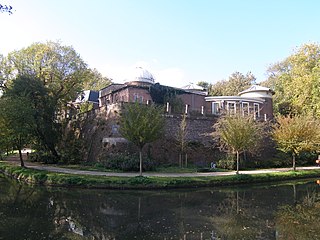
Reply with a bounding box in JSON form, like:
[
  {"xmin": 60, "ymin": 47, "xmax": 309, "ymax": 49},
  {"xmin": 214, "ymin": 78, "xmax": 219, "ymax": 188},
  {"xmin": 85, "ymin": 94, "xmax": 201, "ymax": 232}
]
[
  {"xmin": 99, "ymin": 66, "xmax": 208, "ymax": 114},
  {"xmin": 98, "ymin": 66, "xmax": 274, "ymax": 118}
]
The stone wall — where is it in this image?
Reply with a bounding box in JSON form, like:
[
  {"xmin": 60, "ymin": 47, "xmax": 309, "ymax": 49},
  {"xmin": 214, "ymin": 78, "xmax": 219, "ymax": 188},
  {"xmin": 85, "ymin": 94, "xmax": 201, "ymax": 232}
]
[
  {"xmin": 74, "ymin": 104, "xmax": 220, "ymax": 166},
  {"xmin": 74, "ymin": 103, "xmax": 277, "ymax": 168}
]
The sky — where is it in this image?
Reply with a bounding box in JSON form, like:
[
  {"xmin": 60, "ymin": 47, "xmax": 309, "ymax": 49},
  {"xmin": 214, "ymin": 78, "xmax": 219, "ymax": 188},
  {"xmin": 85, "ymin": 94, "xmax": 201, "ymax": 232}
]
[{"xmin": 1, "ymin": 0, "xmax": 320, "ymax": 88}]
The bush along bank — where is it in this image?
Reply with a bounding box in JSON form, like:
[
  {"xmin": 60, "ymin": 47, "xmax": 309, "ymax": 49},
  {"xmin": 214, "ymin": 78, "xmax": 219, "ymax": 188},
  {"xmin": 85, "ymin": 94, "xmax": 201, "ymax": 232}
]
[{"xmin": 1, "ymin": 162, "xmax": 320, "ymax": 189}]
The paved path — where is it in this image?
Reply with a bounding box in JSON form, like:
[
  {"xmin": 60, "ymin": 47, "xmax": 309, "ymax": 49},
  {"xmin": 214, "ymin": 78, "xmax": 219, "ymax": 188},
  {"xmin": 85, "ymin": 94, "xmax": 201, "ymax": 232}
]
[{"xmin": 3, "ymin": 155, "xmax": 320, "ymax": 178}]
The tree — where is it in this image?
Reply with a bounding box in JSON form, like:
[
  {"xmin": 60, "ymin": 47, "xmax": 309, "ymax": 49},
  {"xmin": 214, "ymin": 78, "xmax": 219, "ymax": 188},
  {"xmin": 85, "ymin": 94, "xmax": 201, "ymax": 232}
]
[
  {"xmin": 0, "ymin": 41, "xmax": 109, "ymax": 160},
  {"xmin": 209, "ymin": 71, "xmax": 256, "ymax": 96},
  {"xmin": 82, "ymin": 68, "xmax": 112, "ymax": 91},
  {"xmin": 1, "ymin": 76, "xmax": 61, "ymax": 162},
  {"xmin": 197, "ymin": 81, "xmax": 210, "ymax": 89},
  {"xmin": 2, "ymin": 41, "xmax": 89, "ymax": 112},
  {"xmin": 272, "ymin": 115, "xmax": 320, "ymax": 170},
  {"xmin": 176, "ymin": 114, "xmax": 188, "ymax": 167},
  {"xmin": 263, "ymin": 43, "xmax": 320, "ymax": 117},
  {"xmin": 214, "ymin": 115, "xmax": 264, "ymax": 174},
  {"xmin": 120, "ymin": 103, "xmax": 165, "ymax": 176},
  {"xmin": 0, "ymin": 93, "xmax": 34, "ymax": 167}
]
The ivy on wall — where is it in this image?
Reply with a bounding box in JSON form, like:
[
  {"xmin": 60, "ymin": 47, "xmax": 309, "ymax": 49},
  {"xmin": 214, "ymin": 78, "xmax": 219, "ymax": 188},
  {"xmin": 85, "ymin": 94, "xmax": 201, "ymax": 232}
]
[{"xmin": 149, "ymin": 83, "xmax": 185, "ymax": 104}]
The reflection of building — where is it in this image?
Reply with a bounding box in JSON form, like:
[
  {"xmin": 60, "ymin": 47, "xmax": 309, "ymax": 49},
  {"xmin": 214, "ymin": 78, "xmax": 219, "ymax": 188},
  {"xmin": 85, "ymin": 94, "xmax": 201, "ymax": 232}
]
[{"xmin": 205, "ymin": 85, "xmax": 274, "ymax": 120}]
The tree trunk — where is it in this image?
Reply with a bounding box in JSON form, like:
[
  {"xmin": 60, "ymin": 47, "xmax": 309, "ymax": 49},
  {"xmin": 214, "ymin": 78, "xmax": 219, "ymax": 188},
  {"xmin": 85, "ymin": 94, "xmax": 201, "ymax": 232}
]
[
  {"xmin": 236, "ymin": 151, "xmax": 240, "ymax": 174},
  {"xmin": 18, "ymin": 148, "xmax": 25, "ymax": 168},
  {"xmin": 139, "ymin": 149, "xmax": 143, "ymax": 176},
  {"xmin": 292, "ymin": 152, "xmax": 296, "ymax": 171},
  {"xmin": 179, "ymin": 153, "xmax": 182, "ymax": 168},
  {"xmin": 185, "ymin": 153, "xmax": 188, "ymax": 167}
]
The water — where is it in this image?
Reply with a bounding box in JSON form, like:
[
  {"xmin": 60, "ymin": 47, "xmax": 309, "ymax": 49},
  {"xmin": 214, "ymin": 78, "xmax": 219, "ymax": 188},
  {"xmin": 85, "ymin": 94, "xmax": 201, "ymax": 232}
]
[{"xmin": 1, "ymin": 174, "xmax": 320, "ymax": 240}]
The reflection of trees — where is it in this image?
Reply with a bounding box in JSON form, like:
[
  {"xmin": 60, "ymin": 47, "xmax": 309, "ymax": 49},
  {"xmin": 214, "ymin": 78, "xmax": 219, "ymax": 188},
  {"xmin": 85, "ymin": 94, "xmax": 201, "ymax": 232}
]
[
  {"xmin": 276, "ymin": 186, "xmax": 320, "ymax": 240},
  {"xmin": 2, "ymin": 174, "xmax": 320, "ymax": 240},
  {"xmin": 210, "ymin": 190, "xmax": 276, "ymax": 239},
  {"xmin": 0, "ymin": 176, "xmax": 63, "ymax": 239}
]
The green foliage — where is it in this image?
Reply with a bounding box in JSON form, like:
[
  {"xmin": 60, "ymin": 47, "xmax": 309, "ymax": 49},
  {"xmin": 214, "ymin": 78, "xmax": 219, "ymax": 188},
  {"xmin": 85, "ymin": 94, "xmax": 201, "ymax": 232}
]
[
  {"xmin": 217, "ymin": 156, "xmax": 235, "ymax": 170},
  {"xmin": 276, "ymin": 190, "xmax": 320, "ymax": 240},
  {"xmin": 99, "ymin": 154, "xmax": 156, "ymax": 171},
  {"xmin": 209, "ymin": 71, "xmax": 256, "ymax": 96},
  {"xmin": 214, "ymin": 115, "xmax": 265, "ymax": 173},
  {"xmin": 120, "ymin": 102, "xmax": 165, "ymax": 175},
  {"xmin": 197, "ymin": 81, "xmax": 210, "ymax": 89},
  {"xmin": 176, "ymin": 114, "xmax": 188, "ymax": 167},
  {"xmin": 29, "ymin": 151, "xmax": 58, "ymax": 164},
  {"xmin": 2, "ymin": 161, "xmax": 320, "ymax": 189},
  {"xmin": 263, "ymin": 43, "xmax": 320, "ymax": 117},
  {"xmin": 82, "ymin": 68, "xmax": 112, "ymax": 91},
  {"xmin": 2, "ymin": 76, "xmax": 60, "ymax": 160},
  {"xmin": 149, "ymin": 83, "xmax": 185, "ymax": 104},
  {"xmin": 79, "ymin": 102, "xmax": 94, "ymax": 113},
  {"xmin": 215, "ymin": 115, "xmax": 265, "ymax": 155},
  {"xmin": 120, "ymin": 103, "xmax": 165, "ymax": 150},
  {"xmin": 272, "ymin": 115, "xmax": 320, "ymax": 170}
]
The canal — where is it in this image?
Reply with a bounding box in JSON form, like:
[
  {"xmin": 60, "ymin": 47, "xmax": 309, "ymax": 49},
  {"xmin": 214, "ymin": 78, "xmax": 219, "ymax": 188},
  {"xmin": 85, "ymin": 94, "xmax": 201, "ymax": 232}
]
[{"xmin": 0, "ymin": 173, "xmax": 319, "ymax": 239}]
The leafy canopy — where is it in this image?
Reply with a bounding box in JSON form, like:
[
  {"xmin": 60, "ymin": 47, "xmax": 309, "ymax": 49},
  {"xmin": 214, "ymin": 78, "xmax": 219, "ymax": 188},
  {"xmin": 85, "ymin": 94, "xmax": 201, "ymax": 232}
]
[
  {"xmin": 272, "ymin": 115, "xmax": 320, "ymax": 156},
  {"xmin": 209, "ymin": 71, "xmax": 256, "ymax": 96},
  {"xmin": 214, "ymin": 114, "xmax": 265, "ymax": 173},
  {"xmin": 120, "ymin": 103, "xmax": 165, "ymax": 149},
  {"xmin": 262, "ymin": 43, "xmax": 320, "ymax": 117},
  {"xmin": 215, "ymin": 115, "xmax": 264, "ymax": 154}
]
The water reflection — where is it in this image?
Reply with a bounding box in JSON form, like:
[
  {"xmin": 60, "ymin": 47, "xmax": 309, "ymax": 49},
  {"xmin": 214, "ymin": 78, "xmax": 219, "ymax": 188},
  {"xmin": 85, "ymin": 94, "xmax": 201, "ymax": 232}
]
[{"xmin": 0, "ymin": 174, "xmax": 319, "ymax": 240}]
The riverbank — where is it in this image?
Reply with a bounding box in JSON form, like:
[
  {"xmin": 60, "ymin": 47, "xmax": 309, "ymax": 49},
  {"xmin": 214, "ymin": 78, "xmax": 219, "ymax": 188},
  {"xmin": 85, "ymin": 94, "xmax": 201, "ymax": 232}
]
[{"xmin": 1, "ymin": 161, "xmax": 320, "ymax": 189}]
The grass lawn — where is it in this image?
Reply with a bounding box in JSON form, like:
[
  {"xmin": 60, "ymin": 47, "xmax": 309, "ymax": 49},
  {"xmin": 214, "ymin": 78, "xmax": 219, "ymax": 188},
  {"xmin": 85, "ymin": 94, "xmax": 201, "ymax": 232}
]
[{"xmin": 1, "ymin": 161, "xmax": 320, "ymax": 189}]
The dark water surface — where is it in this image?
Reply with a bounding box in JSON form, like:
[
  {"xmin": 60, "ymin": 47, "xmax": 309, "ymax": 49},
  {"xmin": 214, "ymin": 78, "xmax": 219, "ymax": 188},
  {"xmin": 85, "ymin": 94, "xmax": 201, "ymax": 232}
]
[{"xmin": 1, "ymin": 174, "xmax": 320, "ymax": 240}]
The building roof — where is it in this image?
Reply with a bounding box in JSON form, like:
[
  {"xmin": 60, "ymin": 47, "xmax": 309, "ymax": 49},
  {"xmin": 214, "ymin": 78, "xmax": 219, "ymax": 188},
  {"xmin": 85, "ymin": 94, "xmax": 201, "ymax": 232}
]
[
  {"xmin": 180, "ymin": 83, "xmax": 208, "ymax": 96},
  {"xmin": 76, "ymin": 90, "xmax": 99, "ymax": 104},
  {"xmin": 124, "ymin": 66, "xmax": 155, "ymax": 84},
  {"xmin": 238, "ymin": 85, "xmax": 275, "ymax": 95},
  {"xmin": 181, "ymin": 83, "xmax": 204, "ymax": 91},
  {"xmin": 100, "ymin": 84, "xmax": 126, "ymax": 97},
  {"xmin": 205, "ymin": 95, "xmax": 265, "ymax": 104}
]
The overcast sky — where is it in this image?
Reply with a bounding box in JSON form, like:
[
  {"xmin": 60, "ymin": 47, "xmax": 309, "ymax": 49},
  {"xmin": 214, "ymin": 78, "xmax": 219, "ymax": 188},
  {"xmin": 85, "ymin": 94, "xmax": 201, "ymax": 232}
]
[{"xmin": 1, "ymin": 0, "xmax": 320, "ymax": 87}]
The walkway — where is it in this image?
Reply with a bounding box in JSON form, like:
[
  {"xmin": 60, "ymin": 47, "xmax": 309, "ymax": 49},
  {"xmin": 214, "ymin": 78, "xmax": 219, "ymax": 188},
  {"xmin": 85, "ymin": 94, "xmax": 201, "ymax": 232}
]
[{"xmin": 3, "ymin": 155, "xmax": 320, "ymax": 178}]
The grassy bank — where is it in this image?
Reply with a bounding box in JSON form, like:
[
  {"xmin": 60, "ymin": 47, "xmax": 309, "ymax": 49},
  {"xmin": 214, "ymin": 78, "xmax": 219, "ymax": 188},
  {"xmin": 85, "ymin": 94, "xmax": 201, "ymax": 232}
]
[{"xmin": 1, "ymin": 162, "xmax": 320, "ymax": 189}]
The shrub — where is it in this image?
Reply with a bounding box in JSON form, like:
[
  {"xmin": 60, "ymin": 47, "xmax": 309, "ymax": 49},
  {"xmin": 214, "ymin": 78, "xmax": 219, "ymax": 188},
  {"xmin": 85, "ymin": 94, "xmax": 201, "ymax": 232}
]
[
  {"xmin": 29, "ymin": 151, "xmax": 58, "ymax": 164},
  {"xmin": 100, "ymin": 154, "xmax": 156, "ymax": 172},
  {"xmin": 217, "ymin": 155, "xmax": 235, "ymax": 170}
]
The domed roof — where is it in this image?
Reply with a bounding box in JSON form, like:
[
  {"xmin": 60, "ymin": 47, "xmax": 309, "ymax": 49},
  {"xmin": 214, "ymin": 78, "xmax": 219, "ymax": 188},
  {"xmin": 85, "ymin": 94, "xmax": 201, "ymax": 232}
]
[{"xmin": 125, "ymin": 66, "xmax": 155, "ymax": 84}]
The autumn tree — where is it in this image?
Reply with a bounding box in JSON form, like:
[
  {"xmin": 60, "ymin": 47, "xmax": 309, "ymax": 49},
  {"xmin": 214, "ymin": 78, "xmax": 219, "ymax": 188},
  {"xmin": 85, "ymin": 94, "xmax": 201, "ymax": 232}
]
[
  {"xmin": 214, "ymin": 115, "xmax": 265, "ymax": 174},
  {"xmin": 176, "ymin": 114, "xmax": 188, "ymax": 167},
  {"xmin": 120, "ymin": 103, "xmax": 165, "ymax": 176},
  {"xmin": 0, "ymin": 41, "xmax": 109, "ymax": 160},
  {"xmin": 262, "ymin": 43, "xmax": 320, "ymax": 117},
  {"xmin": 272, "ymin": 115, "xmax": 320, "ymax": 171},
  {"xmin": 82, "ymin": 68, "xmax": 112, "ymax": 91},
  {"xmin": 209, "ymin": 71, "xmax": 256, "ymax": 96},
  {"xmin": 2, "ymin": 41, "xmax": 88, "ymax": 109}
]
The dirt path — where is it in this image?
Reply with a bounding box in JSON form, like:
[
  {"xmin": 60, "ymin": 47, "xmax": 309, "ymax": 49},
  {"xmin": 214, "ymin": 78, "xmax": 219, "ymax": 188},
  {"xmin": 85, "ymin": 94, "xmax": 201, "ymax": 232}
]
[{"xmin": 3, "ymin": 154, "xmax": 320, "ymax": 178}]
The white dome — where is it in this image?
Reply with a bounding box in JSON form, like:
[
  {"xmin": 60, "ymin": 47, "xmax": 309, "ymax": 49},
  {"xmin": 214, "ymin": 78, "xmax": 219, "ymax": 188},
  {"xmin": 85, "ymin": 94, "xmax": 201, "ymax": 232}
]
[{"xmin": 125, "ymin": 66, "xmax": 155, "ymax": 84}]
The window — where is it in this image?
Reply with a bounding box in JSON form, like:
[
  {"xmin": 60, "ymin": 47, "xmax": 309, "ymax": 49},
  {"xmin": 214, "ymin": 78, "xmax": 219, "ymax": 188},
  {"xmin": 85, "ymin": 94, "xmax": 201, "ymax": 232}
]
[
  {"xmin": 133, "ymin": 94, "xmax": 139, "ymax": 102},
  {"xmin": 242, "ymin": 102, "xmax": 249, "ymax": 116},
  {"xmin": 227, "ymin": 102, "xmax": 236, "ymax": 115},
  {"xmin": 212, "ymin": 102, "xmax": 220, "ymax": 114},
  {"xmin": 254, "ymin": 103, "xmax": 260, "ymax": 119}
]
